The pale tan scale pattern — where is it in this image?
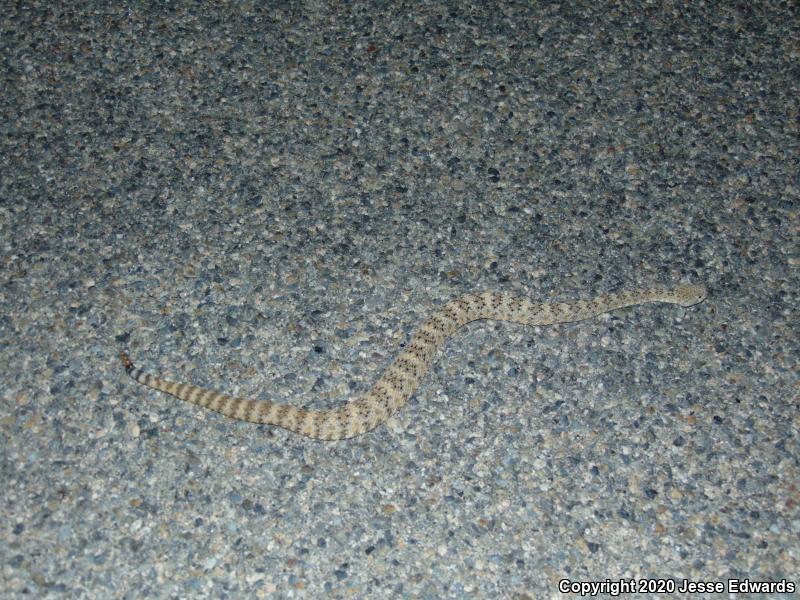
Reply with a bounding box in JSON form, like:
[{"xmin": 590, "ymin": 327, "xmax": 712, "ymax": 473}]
[{"xmin": 120, "ymin": 283, "xmax": 707, "ymax": 441}]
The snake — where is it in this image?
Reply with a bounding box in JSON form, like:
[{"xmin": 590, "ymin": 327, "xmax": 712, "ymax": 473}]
[{"xmin": 120, "ymin": 283, "xmax": 706, "ymax": 440}]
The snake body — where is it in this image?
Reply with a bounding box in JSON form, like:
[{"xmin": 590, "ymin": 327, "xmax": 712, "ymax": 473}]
[{"xmin": 121, "ymin": 284, "xmax": 706, "ymax": 440}]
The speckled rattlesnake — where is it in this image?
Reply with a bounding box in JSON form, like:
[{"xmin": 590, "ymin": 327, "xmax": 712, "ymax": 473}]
[{"xmin": 121, "ymin": 284, "xmax": 706, "ymax": 440}]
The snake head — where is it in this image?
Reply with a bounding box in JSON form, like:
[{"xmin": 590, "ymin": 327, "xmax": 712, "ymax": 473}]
[
  {"xmin": 120, "ymin": 351, "xmax": 135, "ymax": 373},
  {"xmin": 674, "ymin": 284, "xmax": 708, "ymax": 307}
]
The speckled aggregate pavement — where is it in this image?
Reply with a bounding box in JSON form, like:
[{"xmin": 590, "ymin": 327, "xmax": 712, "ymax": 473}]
[{"xmin": 1, "ymin": 2, "xmax": 798, "ymax": 598}]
